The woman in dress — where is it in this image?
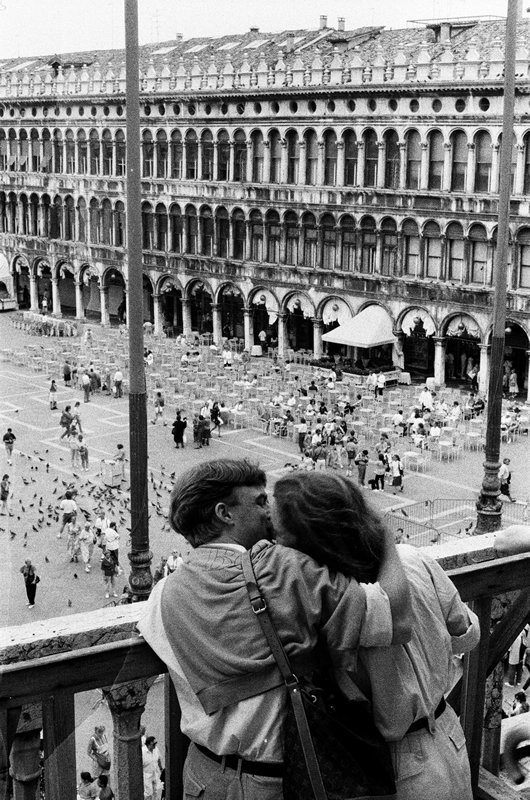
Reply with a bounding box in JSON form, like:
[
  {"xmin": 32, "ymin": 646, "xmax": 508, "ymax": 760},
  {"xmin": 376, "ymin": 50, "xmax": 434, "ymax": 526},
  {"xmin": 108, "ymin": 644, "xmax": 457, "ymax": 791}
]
[{"xmin": 87, "ymin": 725, "xmax": 111, "ymax": 777}]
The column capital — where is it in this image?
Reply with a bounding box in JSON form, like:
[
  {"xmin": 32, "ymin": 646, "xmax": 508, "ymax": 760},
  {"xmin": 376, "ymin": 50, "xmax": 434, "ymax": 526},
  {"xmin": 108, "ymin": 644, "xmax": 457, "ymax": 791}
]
[
  {"xmin": 433, "ymin": 336, "xmax": 445, "ymax": 345},
  {"xmin": 312, "ymin": 317, "xmax": 323, "ymax": 328}
]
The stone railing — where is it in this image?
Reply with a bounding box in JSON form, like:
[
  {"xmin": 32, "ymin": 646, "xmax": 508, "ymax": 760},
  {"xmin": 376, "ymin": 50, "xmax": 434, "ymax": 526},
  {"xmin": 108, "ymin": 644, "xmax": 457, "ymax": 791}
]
[{"xmin": 1, "ymin": 533, "xmax": 529, "ymax": 799}]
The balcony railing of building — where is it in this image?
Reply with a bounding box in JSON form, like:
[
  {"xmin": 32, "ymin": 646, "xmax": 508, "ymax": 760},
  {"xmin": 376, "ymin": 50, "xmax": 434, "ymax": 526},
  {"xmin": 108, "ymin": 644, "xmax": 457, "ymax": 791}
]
[{"xmin": 1, "ymin": 541, "xmax": 530, "ymax": 800}]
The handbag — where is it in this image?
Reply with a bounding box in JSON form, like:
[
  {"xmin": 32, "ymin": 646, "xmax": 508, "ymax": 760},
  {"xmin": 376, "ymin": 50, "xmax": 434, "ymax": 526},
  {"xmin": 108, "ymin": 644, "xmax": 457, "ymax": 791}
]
[
  {"xmin": 95, "ymin": 751, "xmax": 111, "ymax": 771},
  {"xmin": 241, "ymin": 552, "xmax": 396, "ymax": 800}
]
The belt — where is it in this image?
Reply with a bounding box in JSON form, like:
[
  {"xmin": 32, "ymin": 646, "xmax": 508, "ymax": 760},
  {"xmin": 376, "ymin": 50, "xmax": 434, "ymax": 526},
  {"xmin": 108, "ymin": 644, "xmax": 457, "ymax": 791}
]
[
  {"xmin": 195, "ymin": 743, "xmax": 283, "ymax": 778},
  {"xmin": 407, "ymin": 697, "xmax": 447, "ymax": 734}
]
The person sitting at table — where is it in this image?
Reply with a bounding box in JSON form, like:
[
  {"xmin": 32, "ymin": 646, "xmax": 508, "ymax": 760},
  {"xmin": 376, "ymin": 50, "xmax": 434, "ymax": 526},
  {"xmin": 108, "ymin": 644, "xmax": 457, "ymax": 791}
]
[
  {"xmin": 429, "ymin": 422, "xmax": 442, "ymax": 443},
  {"xmin": 434, "ymin": 398, "xmax": 449, "ymax": 418},
  {"xmin": 392, "ymin": 408, "xmax": 406, "ymax": 435},
  {"xmin": 305, "ymin": 399, "xmax": 317, "ymax": 417},
  {"xmin": 232, "ymin": 399, "xmax": 244, "ymax": 413},
  {"xmin": 307, "ymin": 379, "xmax": 318, "ymax": 397},
  {"xmin": 408, "ymin": 410, "xmax": 422, "ymax": 437},
  {"xmin": 326, "ymin": 376, "xmax": 335, "ymax": 390},
  {"xmin": 375, "ymin": 433, "xmax": 391, "ymax": 462},
  {"xmin": 319, "ymin": 400, "xmax": 328, "ymax": 415},
  {"xmin": 286, "ymin": 392, "xmax": 297, "ymax": 407},
  {"xmin": 180, "ymin": 351, "xmax": 190, "ymax": 367},
  {"xmin": 463, "ymin": 394, "xmax": 476, "ymax": 420},
  {"xmin": 413, "ymin": 423, "xmax": 427, "ymax": 449},
  {"xmin": 472, "ymin": 395, "xmax": 485, "ymax": 416},
  {"xmin": 419, "ymin": 386, "xmax": 433, "ymax": 412},
  {"xmin": 271, "ymin": 391, "xmax": 283, "ymax": 406},
  {"xmin": 449, "ymin": 401, "xmax": 462, "ymax": 423}
]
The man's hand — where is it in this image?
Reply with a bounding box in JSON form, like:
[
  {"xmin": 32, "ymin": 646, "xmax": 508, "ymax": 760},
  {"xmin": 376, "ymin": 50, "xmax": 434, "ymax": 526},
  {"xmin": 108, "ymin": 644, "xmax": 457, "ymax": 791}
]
[{"xmin": 495, "ymin": 525, "xmax": 530, "ymax": 557}]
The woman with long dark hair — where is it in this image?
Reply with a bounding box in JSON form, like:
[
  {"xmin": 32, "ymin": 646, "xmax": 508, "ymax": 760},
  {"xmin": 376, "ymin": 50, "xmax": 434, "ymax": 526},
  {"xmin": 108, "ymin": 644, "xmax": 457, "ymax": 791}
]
[{"xmin": 271, "ymin": 471, "xmax": 480, "ymax": 800}]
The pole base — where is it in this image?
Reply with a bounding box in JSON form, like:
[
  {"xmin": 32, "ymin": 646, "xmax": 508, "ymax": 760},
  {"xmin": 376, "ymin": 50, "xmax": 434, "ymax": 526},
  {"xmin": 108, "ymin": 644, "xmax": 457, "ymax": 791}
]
[
  {"xmin": 128, "ymin": 549, "xmax": 153, "ymax": 600},
  {"xmin": 475, "ymin": 496, "xmax": 503, "ymax": 534}
]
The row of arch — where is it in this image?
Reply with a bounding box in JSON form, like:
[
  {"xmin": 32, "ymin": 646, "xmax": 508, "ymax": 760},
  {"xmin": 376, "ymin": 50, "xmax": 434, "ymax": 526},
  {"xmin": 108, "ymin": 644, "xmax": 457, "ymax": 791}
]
[{"xmin": 0, "ymin": 125, "xmax": 527, "ymax": 194}]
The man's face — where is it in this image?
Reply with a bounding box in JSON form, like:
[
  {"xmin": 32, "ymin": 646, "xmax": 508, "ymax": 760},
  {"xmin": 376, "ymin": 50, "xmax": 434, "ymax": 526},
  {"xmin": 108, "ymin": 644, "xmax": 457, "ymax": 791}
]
[{"xmin": 226, "ymin": 485, "xmax": 273, "ymax": 548}]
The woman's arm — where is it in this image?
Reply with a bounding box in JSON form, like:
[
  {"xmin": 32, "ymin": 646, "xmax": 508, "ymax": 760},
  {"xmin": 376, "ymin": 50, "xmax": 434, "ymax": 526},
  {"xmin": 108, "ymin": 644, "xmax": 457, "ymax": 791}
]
[{"xmin": 376, "ymin": 529, "xmax": 412, "ymax": 644}]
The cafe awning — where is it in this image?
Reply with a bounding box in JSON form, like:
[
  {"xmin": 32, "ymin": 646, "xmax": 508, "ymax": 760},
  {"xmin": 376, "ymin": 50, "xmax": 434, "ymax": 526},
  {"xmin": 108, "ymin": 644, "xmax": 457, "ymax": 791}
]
[{"xmin": 322, "ymin": 305, "xmax": 397, "ymax": 348}]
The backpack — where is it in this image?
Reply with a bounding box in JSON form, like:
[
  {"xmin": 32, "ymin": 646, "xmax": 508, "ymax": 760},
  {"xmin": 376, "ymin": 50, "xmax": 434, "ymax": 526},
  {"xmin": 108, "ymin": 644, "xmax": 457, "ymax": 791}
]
[{"xmin": 60, "ymin": 411, "xmax": 70, "ymax": 428}]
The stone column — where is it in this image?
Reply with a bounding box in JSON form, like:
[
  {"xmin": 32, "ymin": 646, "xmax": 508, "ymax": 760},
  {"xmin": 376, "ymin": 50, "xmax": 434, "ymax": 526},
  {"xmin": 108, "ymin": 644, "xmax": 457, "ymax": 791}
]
[
  {"xmin": 280, "ymin": 139, "xmax": 288, "ymax": 184},
  {"xmin": 245, "ymin": 222, "xmax": 251, "ymax": 260},
  {"xmin": 479, "ymin": 343, "xmax": 490, "ymax": 396},
  {"xmin": 398, "ymin": 142, "xmax": 407, "ymax": 189},
  {"xmin": 466, "ymin": 144, "xmax": 476, "ymax": 193},
  {"xmin": 443, "ymin": 143, "xmax": 452, "ymax": 192},
  {"xmin": 75, "ymin": 278, "xmax": 84, "ymax": 320},
  {"xmin": 228, "ymin": 142, "xmax": 235, "ymax": 182},
  {"xmin": 490, "ymin": 145, "xmax": 500, "ymax": 193},
  {"xmin": 515, "ymin": 144, "xmax": 525, "ymax": 196},
  {"xmin": 317, "ymin": 141, "xmax": 325, "ymax": 185},
  {"xmin": 374, "ymin": 231, "xmax": 382, "ymax": 275},
  {"xmin": 312, "ymin": 318, "xmax": 323, "ymax": 359},
  {"xmin": 356, "ymin": 141, "xmax": 365, "ymax": 187},
  {"xmin": 182, "ymin": 298, "xmax": 192, "ymax": 338},
  {"xmin": 197, "ymin": 139, "xmax": 203, "ymax": 180},
  {"xmin": 51, "ymin": 277, "xmax": 61, "ymax": 316},
  {"xmin": 211, "ymin": 302, "xmax": 222, "ymax": 346},
  {"xmin": 100, "ymin": 286, "xmax": 110, "ymax": 326},
  {"xmin": 104, "ymin": 679, "xmax": 155, "ymax": 800},
  {"xmin": 245, "ymin": 143, "xmax": 252, "ymax": 183},
  {"xmin": 243, "ymin": 306, "xmax": 252, "ymax": 351},
  {"xmin": 433, "ymin": 337, "xmax": 446, "ymax": 387},
  {"xmin": 29, "ymin": 273, "xmax": 39, "ymax": 311},
  {"xmin": 153, "ymin": 293, "xmax": 163, "ymax": 336},
  {"xmin": 298, "ymin": 141, "xmax": 306, "ymax": 185},
  {"xmin": 376, "ymin": 141, "xmax": 385, "ymax": 188},
  {"xmin": 277, "ymin": 312, "xmax": 286, "ymax": 358},
  {"xmin": 263, "ymin": 142, "xmax": 271, "ymax": 183},
  {"xmin": 336, "ymin": 141, "xmax": 345, "ymax": 187},
  {"xmin": 10, "ymin": 730, "xmax": 42, "ymax": 800},
  {"xmin": 420, "ymin": 142, "xmax": 429, "ymax": 190}
]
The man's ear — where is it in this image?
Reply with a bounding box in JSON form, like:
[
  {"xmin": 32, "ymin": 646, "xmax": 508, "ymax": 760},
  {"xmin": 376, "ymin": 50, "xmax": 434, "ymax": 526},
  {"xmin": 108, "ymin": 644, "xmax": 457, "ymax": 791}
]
[{"xmin": 214, "ymin": 502, "xmax": 232, "ymax": 525}]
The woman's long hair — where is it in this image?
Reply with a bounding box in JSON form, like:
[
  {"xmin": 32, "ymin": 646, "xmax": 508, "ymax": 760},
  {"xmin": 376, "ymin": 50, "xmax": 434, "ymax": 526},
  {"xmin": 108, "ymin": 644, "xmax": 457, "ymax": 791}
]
[{"xmin": 273, "ymin": 472, "xmax": 385, "ymax": 582}]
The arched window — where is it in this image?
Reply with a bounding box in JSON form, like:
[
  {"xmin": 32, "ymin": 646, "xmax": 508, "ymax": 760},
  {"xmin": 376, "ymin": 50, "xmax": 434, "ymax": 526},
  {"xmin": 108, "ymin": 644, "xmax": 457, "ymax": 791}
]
[
  {"xmin": 201, "ymin": 130, "xmax": 213, "ymax": 180},
  {"xmin": 101, "ymin": 199, "xmax": 113, "ymax": 245},
  {"xmin": 446, "ymin": 222, "xmax": 464, "ymax": 281},
  {"xmin": 185, "ymin": 131, "xmax": 198, "ymax": 180},
  {"xmin": 381, "ymin": 217, "xmax": 398, "ymax": 276},
  {"xmin": 89, "ymin": 130, "xmax": 100, "ymax": 175},
  {"xmin": 384, "ymin": 130, "xmax": 400, "ymax": 189},
  {"xmin": 232, "ymin": 209, "xmax": 246, "ymax": 260},
  {"xmin": 423, "ymin": 221, "xmax": 441, "ymax": 278},
  {"xmin": 102, "ymin": 129, "xmax": 113, "ymax": 176},
  {"xmin": 305, "ymin": 130, "xmax": 318, "ymax": 185},
  {"xmin": 64, "ymin": 195, "xmax": 75, "ymax": 240},
  {"xmin": 42, "ymin": 129, "xmax": 52, "ymax": 173},
  {"xmin": 51, "ymin": 196, "xmax": 63, "ymax": 239},
  {"xmin": 41, "ymin": 194, "xmax": 51, "ymax": 237},
  {"xmin": 320, "ymin": 213, "xmax": 336, "ymax": 269},
  {"xmin": 200, "ymin": 206, "xmax": 213, "ymax": 255},
  {"xmin": 141, "ymin": 201, "xmax": 153, "ymax": 249},
  {"xmin": 216, "ymin": 207, "xmax": 229, "ymax": 257},
  {"xmin": 266, "ymin": 210, "xmax": 281, "ymax": 263},
  {"xmin": 524, "ymin": 134, "xmax": 530, "ymax": 195},
  {"xmin": 286, "ymin": 130, "xmax": 299, "ymax": 184},
  {"xmin": 19, "ymin": 130, "xmax": 29, "ymax": 173},
  {"xmin": 65, "ymin": 130, "xmax": 75, "ymax": 173},
  {"xmin": 19, "ymin": 194, "xmax": 28, "ymax": 235},
  {"xmin": 269, "ymin": 130, "xmax": 281, "ymax": 183},
  {"xmin": 77, "ymin": 130, "xmax": 87, "ymax": 174},
  {"xmin": 29, "ymin": 193, "xmax": 39, "ymax": 236},
  {"xmin": 343, "ymin": 131, "xmax": 358, "ymax": 185},
  {"xmin": 184, "ymin": 205, "xmax": 197, "ymax": 253},
  {"xmin": 363, "ymin": 129, "xmax": 378, "ymax": 187},
  {"xmin": 115, "ymin": 130, "xmax": 126, "ymax": 176},
  {"xmin": 156, "ymin": 130, "xmax": 168, "ymax": 178},
  {"xmin": 0, "ymin": 192, "xmax": 6, "ymax": 233},
  {"xmin": 359, "ymin": 216, "xmax": 376, "ymax": 273},
  {"xmin": 474, "ymin": 131, "xmax": 492, "ymax": 193},
  {"xmin": 233, "ymin": 130, "xmax": 247, "ymax": 182},
  {"xmin": 302, "ymin": 212, "xmax": 317, "ymax": 267},
  {"xmin": 518, "ymin": 227, "xmax": 530, "ymax": 288},
  {"xmin": 155, "ymin": 202, "xmax": 168, "ymax": 251},
  {"xmin": 284, "ymin": 211, "xmax": 299, "ymax": 265},
  {"xmin": 497, "ymin": 133, "xmax": 517, "ymax": 193},
  {"xmin": 53, "ymin": 129, "xmax": 63, "ymax": 173},
  {"xmin": 450, "ymin": 131, "xmax": 467, "ymax": 192},
  {"xmin": 340, "ymin": 215, "xmax": 355, "ymax": 270},
  {"xmin": 7, "ymin": 191, "xmax": 17, "ymax": 232},
  {"xmin": 406, "ymin": 130, "xmax": 421, "ymax": 190},
  {"xmin": 428, "ymin": 131, "xmax": 444, "ymax": 190},
  {"xmin": 170, "ymin": 131, "xmax": 183, "ymax": 179},
  {"xmin": 30, "ymin": 129, "xmax": 40, "ymax": 172},
  {"xmin": 469, "ymin": 224, "xmax": 487, "ymax": 284},
  {"xmin": 250, "ymin": 210, "xmax": 263, "ymax": 261},
  {"xmin": 142, "ymin": 130, "xmax": 154, "ymax": 177},
  {"xmin": 7, "ymin": 130, "xmax": 16, "ymax": 172},
  {"xmin": 114, "ymin": 201, "xmax": 125, "ymax": 247},
  {"xmin": 323, "ymin": 130, "xmax": 337, "ymax": 185},
  {"xmin": 217, "ymin": 130, "xmax": 230, "ymax": 181},
  {"xmin": 77, "ymin": 197, "xmax": 87, "ymax": 242},
  {"xmin": 0, "ymin": 131, "xmax": 7, "ymax": 171},
  {"xmin": 169, "ymin": 203, "xmax": 182, "ymax": 252},
  {"xmin": 251, "ymin": 131, "xmax": 264, "ymax": 182},
  {"xmin": 402, "ymin": 219, "xmax": 420, "ymax": 277}
]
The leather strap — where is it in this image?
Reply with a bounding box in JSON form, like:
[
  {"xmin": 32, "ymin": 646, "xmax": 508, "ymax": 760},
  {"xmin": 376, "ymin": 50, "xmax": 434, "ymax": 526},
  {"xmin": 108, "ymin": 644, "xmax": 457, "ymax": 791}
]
[{"xmin": 241, "ymin": 551, "xmax": 327, "ymax": 800}]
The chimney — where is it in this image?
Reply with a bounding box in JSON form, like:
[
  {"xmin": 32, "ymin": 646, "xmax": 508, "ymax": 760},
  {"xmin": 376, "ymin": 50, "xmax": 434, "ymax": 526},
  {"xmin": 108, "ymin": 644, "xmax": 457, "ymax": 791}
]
[
  {"xmin": 175, "ymin": 33, "xmax": 183, "ymax": 42},
  {"xmin": 440, "ymin": 21, "xmax": 451, "ymax": 41},
  {"xmin": 338, "ymin": 17, "xmax": 345, "ymax": 31},
  {"xmin": 285, "ymin": 32, "xmax": 295, "ymax": 53},
  {"xmin": 250, "ymin": 26, "xmax": 259, "ymax": 33},
  {"xmin": 319, "ymin": 15, "xmax": 327, "ymax": 29}
]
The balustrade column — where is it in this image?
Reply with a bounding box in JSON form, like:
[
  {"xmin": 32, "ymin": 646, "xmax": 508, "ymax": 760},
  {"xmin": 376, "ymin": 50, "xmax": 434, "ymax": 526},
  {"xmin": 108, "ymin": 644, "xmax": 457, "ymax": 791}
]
[
  {"xmin": 29, "ymin": 274, "xmax": 39, "ymax": 311},
  {"xmin": 243, "ymin": 306, "xmax": 252, "ymax": 351},
  {"xmin": 228, "ymin": 142, "xmax": 235, "ymax": 182},
  {"xmin": 312, "ymin": 318, "xmax": 323, "ymax": 359},
  {"xmin": 211, "ymin": 302, "xmax": 223, "ymax": 346},
  {"xmin": 100, "ymin": 286, "xmax": 110, "ymax": 326},
  {"xmin": 398, "ymin": 142, "xmax": 407, "ymax": 189},
  {"xmin": 212, "ymin": 143, "xmax": 219, "ymax": 181},
  {"xmin": 479, "ymin": 343, "xmax": 490, "ymax": 396},
  {"xmin": 51, "ymin": 277, "xmax": 61, "ymax": 316},
  {"xmin": 298, "ymin": 142, "xmax": 306, "ymax": 185},
  {"xmin": 245, "ymin": 144, "xmax": 252, "ymax": 183},
  {"xmin": 74, "ymin": 278, "xmax": 84, "ymax": 320},
  {"xmin": 99, "ymin": 136, "xmax": 104, "ymax": 177},
  {"xmin": 276, "ymin": 312, "xmax": 286, "ymax": 358},
  {"xmin": 466, "ymin": 144, "xmax": 476, "ymax": 194},
  {"xmin": 490, "ymin": 145, "xmax": 500, "ymax": 193},
  {"xmin": 316, "ymin": 142, "xmax": 325, "ymax": 185},
  {"xmin": 280, "ymin": 139, "xmax": 288, "ymax": 184},
  {"xmin": 110, "ymin": 140, "xmax": 116, "ymax": 177},
  {"xmin": 443, "ymin": 143, "xmax": 452, "ymax": 192},
  {"xmin": 356, "ymin": 141, "xmax": 365, "ymax": 188},
  {"xmin": 182, "ymin": 298, "xmax": 192, "ymax": 338},
  {"xmin": 152, "ymin": 143, "xmax": 158, "ymax": 180},
  {"xmin": 433, "ymin": 337, "xmax": 446, "ymax": 387},
  {"xmin": 37, "ymin": 202, "xmax": 44, "ymax": 237},
  {"xmin": 197, "ymin": 139, "xmax": 203, "ymax": 180},
  {"xmin": 514, "ymin": 144, "xmax": 525, "ymax": 195},
  {"xmin": 374, "ymin": 231, "xmax": 383, "ymax": 275},
  {"xmin": 263, "ymin": 142, "xmax": 271, "ymax": 183},
  {"xmin": 245, "ymin": 222, "xmax": 251, "ymax": 260},
  {"xmin": 104, "ymin": 679, "xmax": 155, "ymax": 800},
  {"xmin": 336, "ymin": 141, "xmax": 345, "ymax": 187},
  {"xmin": 376, "ymin": 142, "xmax": 385, "ymax": 189},
  {"xmin": 420, "ymin": 143, "xmax": 429, "ymax": 191}
]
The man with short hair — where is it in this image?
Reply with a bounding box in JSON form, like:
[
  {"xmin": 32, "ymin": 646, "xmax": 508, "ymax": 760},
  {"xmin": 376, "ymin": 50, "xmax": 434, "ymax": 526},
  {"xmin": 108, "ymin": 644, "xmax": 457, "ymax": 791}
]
[
  {"xmin": 499, "ymin": 458, "xmax": 516, "ymax": 502},
  {"xmin": 138, "ymin": 458, "xmax": 411, "ymax": 800},
  {"xmin": 113, "ymin": 369, "xmax": 124, "ymax": 398},
  {"xmin": 3, "ymin": 428, "xmax": 16, "ymax": 465},
  {"xmin": 58, "ymin": 490, "xmax": 78, "ymax": 538}
]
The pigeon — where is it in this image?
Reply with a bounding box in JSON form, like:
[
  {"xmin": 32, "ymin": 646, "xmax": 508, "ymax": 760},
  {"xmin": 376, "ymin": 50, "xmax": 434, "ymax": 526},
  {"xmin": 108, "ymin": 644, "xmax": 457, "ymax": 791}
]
[
  {"xmin": 73, "ymin": 573, "xmax": 78, "ymax": 579},
  {"xmin": 400, "ymin": 509, "xmax": 409, "ymax": 517},
  {"xmin": 67, "ymin": 599, "xmax": 72, "ymax": 607},
  {"xmin": 45, "ymin": 556, "xmax": 50, "ymax": 563}
]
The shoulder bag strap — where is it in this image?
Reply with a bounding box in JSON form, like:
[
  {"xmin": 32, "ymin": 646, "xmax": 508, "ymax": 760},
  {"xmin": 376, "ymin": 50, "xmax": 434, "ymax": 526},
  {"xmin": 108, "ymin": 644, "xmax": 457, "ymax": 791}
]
[{"xmin": 241, "ymin": 551, "xmax": 327, "ymax": 800}]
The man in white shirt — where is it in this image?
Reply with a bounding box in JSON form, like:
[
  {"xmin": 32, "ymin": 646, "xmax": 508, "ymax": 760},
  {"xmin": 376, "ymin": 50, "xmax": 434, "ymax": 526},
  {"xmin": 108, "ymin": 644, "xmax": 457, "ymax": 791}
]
[
  {"xmin": 113, "ymin": 369, "xmax": 124, "ymax": 398},
  {"xmin": 142, "ymin": 736, "xmax": 162, "ymax": 800},
  {"xmin": 58, "ymin": 492, "xmax": 78, "ymax": 538}
]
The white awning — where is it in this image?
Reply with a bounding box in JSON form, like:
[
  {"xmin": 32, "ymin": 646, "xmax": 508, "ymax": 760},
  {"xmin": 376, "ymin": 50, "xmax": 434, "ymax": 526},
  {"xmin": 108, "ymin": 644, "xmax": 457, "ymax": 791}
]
[{"xmin": 322, "ymin": 305, "xmax": 397, "ymax": 348}]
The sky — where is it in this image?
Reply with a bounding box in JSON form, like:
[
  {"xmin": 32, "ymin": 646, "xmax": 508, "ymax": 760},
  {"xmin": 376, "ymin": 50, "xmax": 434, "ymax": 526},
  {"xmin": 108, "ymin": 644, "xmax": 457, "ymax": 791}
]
[{"xmin": 0, "ymin": 0, "xmax": 518, "ymax": 60}]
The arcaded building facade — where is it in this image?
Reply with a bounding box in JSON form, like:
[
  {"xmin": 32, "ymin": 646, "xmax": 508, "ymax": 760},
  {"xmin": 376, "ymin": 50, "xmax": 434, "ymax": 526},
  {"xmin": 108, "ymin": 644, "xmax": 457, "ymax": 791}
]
[{"xmin": 0, "ymin": 15, "xmax": 529, "ymax": 396}]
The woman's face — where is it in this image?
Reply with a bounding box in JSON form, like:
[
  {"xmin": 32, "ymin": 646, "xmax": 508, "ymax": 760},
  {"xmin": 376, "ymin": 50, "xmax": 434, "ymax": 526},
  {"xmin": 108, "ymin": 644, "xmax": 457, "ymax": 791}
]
[{"xmin": 270, "ymin": 498, "xmax": 297, "ymax": 548}]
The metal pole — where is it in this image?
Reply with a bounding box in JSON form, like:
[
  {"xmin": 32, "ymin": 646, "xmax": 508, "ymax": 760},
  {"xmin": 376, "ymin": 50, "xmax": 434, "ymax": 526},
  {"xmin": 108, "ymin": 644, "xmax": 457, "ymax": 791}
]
[
  {"xmin": 124, "ymin": 0, "xmax": 152, "ymax": 597},
  {"xmin": 475, "ymin": 0, "xmax": 517, "ymax": 533}
]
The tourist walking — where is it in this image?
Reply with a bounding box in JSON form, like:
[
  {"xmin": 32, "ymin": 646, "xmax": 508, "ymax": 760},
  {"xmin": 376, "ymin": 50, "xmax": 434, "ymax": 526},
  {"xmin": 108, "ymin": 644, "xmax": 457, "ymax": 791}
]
[
  {"xmin": 58, "ymin": 490, "xmax": 78, "ymax": 538},
  {"xmin": 87, "ymin": 725, "xmax": 111, "ymax": 776},
  {"xmin": 69, "ymin": 433, "xmax": 81, "ymax": 468},
  {"xmin": 78, "ymin": 523, "xmax": 94, "ymax": 572},
  {"xmin": 151, "ymin": 391, "xmax": 166, "ymax": 425},
  {"xmin": 373, "ymin": 453, "xmax": 388, "ymax": 491},
  {"xmin": 102, "ymin": 521, "xmax": 120, "ymax": 569},
  {"xmin": 101, "ymin": 549, "xmax": 118, "ymax": 599},
  {"xmin": 210, "ymin": 402, "xmax": 223, "ymax": 437},
  {"xmin": 390, "ymin": 453, "xmax": 404, "ymax": 494},
  {"xmin": 171, "ymin": 413, "xmax": 187, "ymax": 448},
  {"xmin": 49, "ymin": 379, "xmax": 58, "ymax": 410},
  {"xmin": 0, "ymin": 473, "xmax": 11, "ymax": 516},
  {"xmin": 59, "ymin": 406, "xmax": 74, "ymax": 439},
  {"xmin": 113, "ymin": 444, "xmax": 125, "ymax": 479},
  {"xmin": 499, "ymin": 458, "xmax": 516, "ymax": 502},
  {"xmin": 63, "ymin": 360, "xmax": 72, "ymax": 386},
  {"xmin": 76, "ymin": 772, "xmax": 98, "ymax": 799},
  {"xmin": 79, "ymin": 435, "xmax": 89, "ymax": 471},
  {"xmin": 3, "ymin": 427, "xmax": 16, "ymax": 464},
  {"xmin": 81, "ymin": 371, "xmax": 91, "ymax": 402},
  {"xmin": 113, "ymin": 369, "xmax": 123, "ymax": 398},
  {"xmin": 355, "ymin": 449, "xmax": 369, "ymax": 487},
  {"xmin": 142, "ymin": 736, "xmax": 163, "ymax": 800},
  {"xmin": 20, "ymin": 559, "xmax": 39, "ymax": 609}
]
